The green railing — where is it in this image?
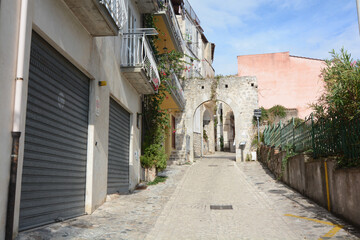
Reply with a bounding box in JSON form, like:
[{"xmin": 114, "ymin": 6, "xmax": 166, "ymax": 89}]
[
  {"xmin": 280, "ymin": 119, "xmax": 294, "ymax": 147},
  {"xmin": 263, "ymin": 114, "xmax": 360, "ymax": 167},
  {"xmin": 294, "ymin": 116, "xmax": 312, "ymax": 153},
  {"xmin": 264, "ymin": 115, "xmax": 313, "ymax": 153},
  {"xmin": 313, "ymin": 117, "xmax": 360, "ymax": 163}
]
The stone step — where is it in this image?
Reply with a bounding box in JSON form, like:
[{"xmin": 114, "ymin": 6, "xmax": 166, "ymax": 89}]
[{"xmin": 168, "ymin": 150, "xmax": 188, "ymax": 165}]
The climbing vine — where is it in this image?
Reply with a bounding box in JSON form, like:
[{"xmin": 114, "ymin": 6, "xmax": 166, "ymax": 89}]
[
  {"xmin": 210, "ymin": 78, "xmax": 219, "ymax": 102},
  {"xmin": 278, "ymin": 144, "xmax": 297, "ymax": 180},
  {"xmin": 141, "ymin": 14, "xmax": 193, "ymax": 172},
  {"xmin": 141, "ymin": 52, "xmax": 187, "ymax": 171}
]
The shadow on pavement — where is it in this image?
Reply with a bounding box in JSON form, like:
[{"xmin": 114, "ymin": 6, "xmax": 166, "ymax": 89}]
[{"xmin": 254, "ymin": 161, "xmax": 360, "ymax": 238}]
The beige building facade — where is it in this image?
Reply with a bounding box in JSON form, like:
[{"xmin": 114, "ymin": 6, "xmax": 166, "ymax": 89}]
[{"xmin": 0, "ymin": 0, "xmax": 163, "ymax": 238}]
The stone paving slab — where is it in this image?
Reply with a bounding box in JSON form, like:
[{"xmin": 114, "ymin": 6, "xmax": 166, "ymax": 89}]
[
  {"xmin": 145, "ymin": 153, "xmax": 360, "ymax": 240},
  {"xmin": 17, "ymin": 152, "xmax": 360, "ymax": 240},
  {"xmin": 16, "ymin": 164, "xmax": 190, "ymax": 240}
]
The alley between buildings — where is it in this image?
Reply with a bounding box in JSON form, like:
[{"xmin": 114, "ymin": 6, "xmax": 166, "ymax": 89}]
[{"xmin": 17, "ymin": 152, "xmax": 359, "ymax": 240}]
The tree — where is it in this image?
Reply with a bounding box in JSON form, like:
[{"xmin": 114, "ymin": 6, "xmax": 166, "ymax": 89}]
[{"xmin": 311, "ymin": 48, "xmax": 360, "ymax": 121}]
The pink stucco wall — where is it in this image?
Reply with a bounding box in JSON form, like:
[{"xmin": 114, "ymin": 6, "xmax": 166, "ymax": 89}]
[{"xmin": 237, "ymin": 52, "xmax": 325, "ymax": 118}]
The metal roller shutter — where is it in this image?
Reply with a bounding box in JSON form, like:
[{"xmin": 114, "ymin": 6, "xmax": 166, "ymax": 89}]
[
  {"xmin": 107, "ymin": 98, "xmax": 130, "ymax": 194},
  {"xmin": 19, "ymin": 32, "xmax": 89, "ymax": 231}
]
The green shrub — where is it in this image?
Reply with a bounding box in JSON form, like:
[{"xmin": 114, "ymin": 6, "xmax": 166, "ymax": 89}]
[
  {"xmin": 147, "ymin": 176, "xmax": 167, "ymax": 186},
  {"xmin": 268, "ymin": 105, "xmax": 286, "ymax": 118},
  {"xmin": 140, "ymin": 143, "xmax": 167, "ymax": 171},
  {"xmin": 251, "ymin": 132, "xmax": 264, "ymax": 148},
  {"xmin": 293, "ymin": 117, "xmax": 304, "ymax": 127},
  {"xmin": 203, "ymin": 129, "xmax": 208, "ymax": 142},
  {"xmin": 311, "ymin": 48, "xmax": 360, "ymax": 121},
  {"xmin": 220, "ymin": 136, "xmax": 224, "ymax": 151}
]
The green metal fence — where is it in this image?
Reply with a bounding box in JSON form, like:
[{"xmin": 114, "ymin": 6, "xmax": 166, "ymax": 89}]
[
  {"xmin": 264, "ymin": 115, "xmax": 313, "ymax": 153},
  {"xmin": 313, "ymin": 117, "xmax": 360, "ymax": 164},
  {"xmin": 263, "ymin": 114, "xmax": 360, "ymax": 166}
]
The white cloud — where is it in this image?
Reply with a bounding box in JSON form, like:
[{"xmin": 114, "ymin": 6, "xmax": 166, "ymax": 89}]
[{"xmin": 185, "ymin": 0, "xmax": 360, "ymax": 74}]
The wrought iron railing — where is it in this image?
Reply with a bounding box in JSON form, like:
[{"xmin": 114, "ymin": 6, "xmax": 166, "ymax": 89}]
[
  {"xmin": 158, "ymin": 0, "xmax": 185, "ymax": 51},
  {"xmin": 183, "ymin": 0, "xmax": 201, "ymax": 25},
  {"xmin": 293, "ymin": 116, "xmax": 312, "ymax": 152},
  {"xmin": 263, "ymin": 114, "xmax": 360, "ymax": 167},
  {"xmin": 264, "ymin": 115, "xmax": 313, "ymax": 152},
  {"xmin": 168, "ymin": 73, "xmax": 185, "ymax": 109},
  {"xmin": 121, "ymin": 33, "xmax": 161, "ymax": 90},
  {"xmin": 100, "ymin": 0, "xmax": 128, "ymax": 30}
]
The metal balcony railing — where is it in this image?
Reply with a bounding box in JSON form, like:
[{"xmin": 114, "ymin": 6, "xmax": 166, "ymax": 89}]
[
  {"xmin": 158, "ymin": 0, "xmax": 185, "ymax": 51},
  {"xmin": 183, "ymin": 0, "xmax": 200, "ymax": 26},
  {"xmin": 121, "ymin": 33, "xmax": 161, "ymax": 90},
  {"xmin": 100, "ymin": 0, "xmax": 128, "ymax": 30},
  {"xmin": 169, "ymin": 73, "xmax": 185, "ymax": 109}
]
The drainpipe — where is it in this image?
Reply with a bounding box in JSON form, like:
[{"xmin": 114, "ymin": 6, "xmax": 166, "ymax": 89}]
[{"xmin": 6, "ymin": 0, "xmax": 28, "ymax": 239}]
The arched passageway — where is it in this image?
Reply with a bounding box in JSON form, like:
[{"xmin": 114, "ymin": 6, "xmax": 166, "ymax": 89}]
[
  {"xmin": 193, "ymin": 100, "xmax": 236, "ymax": 158},
  {"xmin": 174, "ymin": 76, "xmax": 258, "ymax": 162}
]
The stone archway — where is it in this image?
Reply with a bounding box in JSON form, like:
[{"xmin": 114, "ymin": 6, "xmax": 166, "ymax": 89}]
[
  {"xmin": 193, "ymin": 101, "xmax": 216, "ymax": 157},
  {"xmin": 175, "ymin": 76, "xmax": 258, "ymax": 162}
]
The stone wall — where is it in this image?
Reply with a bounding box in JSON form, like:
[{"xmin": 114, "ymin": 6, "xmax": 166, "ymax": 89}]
[
  {"xmin": 259, "ymin": 145, "xmax": 360, "ymax": 228},
  {"xmin": 177, "ymin": 76, "xmax": 258, "ymax": 162},
  {"xmin": 193, "ymin": 133, "xmax": 201, "ymax": 157}
]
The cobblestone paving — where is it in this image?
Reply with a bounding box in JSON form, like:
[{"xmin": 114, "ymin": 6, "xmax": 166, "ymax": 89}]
[
  {"xmin": 16, "ymin": 164, "xmax": 190, "ymax": 240},
  {"xmin": 17, "ymin": 152, "xmax": 360, "ymax": 240},
  {"xmin": 146, "ymin": 153, "xmax": 360, "ymax": 240}
]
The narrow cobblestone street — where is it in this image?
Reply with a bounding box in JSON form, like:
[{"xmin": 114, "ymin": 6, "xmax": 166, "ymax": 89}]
[{"xmin": 18, "ymin": 152, "xmax": 359, "ymax": 240}]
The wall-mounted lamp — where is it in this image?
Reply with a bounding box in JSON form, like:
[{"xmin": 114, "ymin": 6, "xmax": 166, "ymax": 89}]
[{"xmin": 98, "ymin": 81, "xmax": 107, "ymax": 86}]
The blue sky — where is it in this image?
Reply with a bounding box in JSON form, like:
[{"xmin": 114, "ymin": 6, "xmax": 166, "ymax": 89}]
[{"xmin": 190, "ymin": 0, "xmax": 360, "ymax": 75}]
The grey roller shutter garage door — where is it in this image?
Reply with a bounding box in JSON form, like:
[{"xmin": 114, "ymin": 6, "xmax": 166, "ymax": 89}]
[
  {"xmin": 19, "ymin": 32, "xmax": 89, "ymax": 231},
  {"xmin": 107, "ymin": 98, "xmax": 130, "ymax": 194}
]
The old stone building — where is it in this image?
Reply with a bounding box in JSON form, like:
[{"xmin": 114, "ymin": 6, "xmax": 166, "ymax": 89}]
[{"xmin": 175, "ymin": 76, "xmax": 258, "ymax": 163}]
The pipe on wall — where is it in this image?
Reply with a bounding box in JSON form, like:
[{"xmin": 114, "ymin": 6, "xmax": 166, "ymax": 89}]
[{"xmin": 6, "ymin": 0, "xmax": 29, "ymax": 239}]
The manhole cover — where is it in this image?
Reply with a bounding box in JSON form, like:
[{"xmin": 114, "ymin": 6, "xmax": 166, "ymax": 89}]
[
  {"xmin": 208, "ymin": 165, "xmax": 218, "ymax": 167},
  {"xmin": 210, "ymin": 205, "xmax": 233, "ymax": 210}
]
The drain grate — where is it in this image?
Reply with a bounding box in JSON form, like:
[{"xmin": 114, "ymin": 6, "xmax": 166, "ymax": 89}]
[
  {"xmin": 210, "ymin": 205, "xmax": 233, "ymax": 210},
  {"xmin": 208, "ymin": 165, "xmax": 218, "ymax": 167}
]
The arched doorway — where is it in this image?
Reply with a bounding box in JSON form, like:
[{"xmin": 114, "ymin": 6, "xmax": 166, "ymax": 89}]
[
  {"xmin": 216, "ymin": 102, "xmax": 235, "ymax": 153},
  {"xmin": 175, "ymin": 77, "xmax": 258, "ymax": 162},
  {"xmin": 193, "ymin": 100, "xmax": 236, "ymax": 158}
]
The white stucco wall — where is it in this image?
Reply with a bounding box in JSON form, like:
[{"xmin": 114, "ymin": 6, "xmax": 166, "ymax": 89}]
[
  {"xmin": 1, "ymin": 0, "xmax": 144, "ymax": 236},
  {"xmin": 0, "ymin": 1, "xmax": 21, "ymax": 238}
]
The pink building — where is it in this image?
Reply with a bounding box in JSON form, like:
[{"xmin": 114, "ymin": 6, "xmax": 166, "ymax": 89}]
[{"xmin": 237, "ymin": 52, "xmax": 325, "ymax": 118}]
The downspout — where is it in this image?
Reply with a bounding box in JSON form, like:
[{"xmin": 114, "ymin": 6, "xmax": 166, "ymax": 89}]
[{"xmin": 6, "ymin": 0, "xmax": 28, "ymax": 239}]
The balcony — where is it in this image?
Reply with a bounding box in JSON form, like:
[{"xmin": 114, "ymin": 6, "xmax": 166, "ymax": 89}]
[
  {"xmin": 64, "ymin": 0, "xmax": 127, "ymax": 36},
  {"xmin": 121, "ymin": 32, "xmax": 161, "ymax": 94},
  {"xmin": 183, "ymin": 0, "xmax": 200, "ymax": 26},
  {"xmin": 168, "ymin": 73, "xmax": 185, "ymax": 110},
  {"xmin": 155, "ymin": 0, "xmax": 185, "ymax": 53},
  {"xmin": 135, "ymin": 0, "xmax": 160, "ymax": 13}
]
